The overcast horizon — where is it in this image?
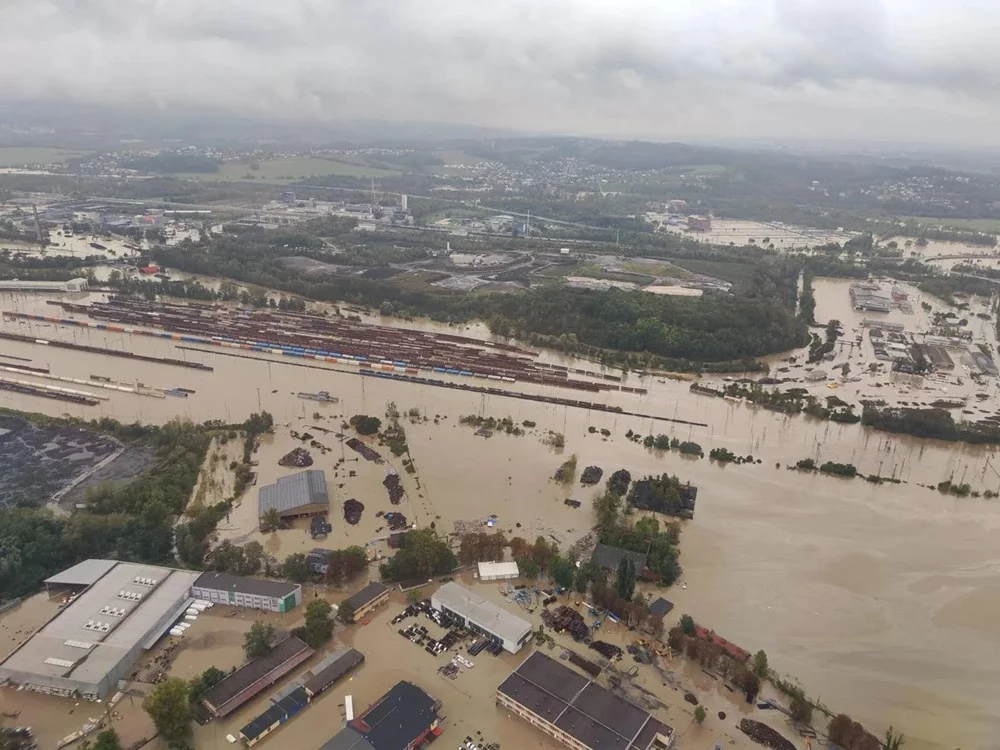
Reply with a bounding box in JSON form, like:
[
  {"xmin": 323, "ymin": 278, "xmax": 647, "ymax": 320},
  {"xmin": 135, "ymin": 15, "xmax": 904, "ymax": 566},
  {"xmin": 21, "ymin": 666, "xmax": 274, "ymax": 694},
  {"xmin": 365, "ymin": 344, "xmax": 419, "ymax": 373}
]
[{"xmin": 3, "ymin": 1, "xmax": 1000, "ymax": 148}]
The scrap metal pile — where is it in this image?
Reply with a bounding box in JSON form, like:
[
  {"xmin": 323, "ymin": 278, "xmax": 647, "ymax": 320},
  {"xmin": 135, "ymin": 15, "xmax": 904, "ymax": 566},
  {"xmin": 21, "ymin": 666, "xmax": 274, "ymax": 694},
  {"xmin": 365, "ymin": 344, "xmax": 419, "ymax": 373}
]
[
  {"xmin": 541, "ymin": 605, "xmax": 589, "ymax": 641},
  {"xmin": 383, "ymin": 471, "xmax": 405, "ymax": 504},
  {"xmin": 346, "ymin": 438, "xmax": 383, "ymax": 463},
  {"xmin": 385, "ymin": 511, "xmax": 409, "ymax": 531},
  {"xmin": 343, "ymin": 498, "xmax": 364, "ymax": 525},
  {"xmin": 738, "ymin": 719, "xmax": 796, "ymax": 750},
  {"xmin": 278, "ymin": 447, "xmax": 313, "ymax": 467},
  {"xmin": 588, "ymin": 641, "xmax": 622, "ymax": 661}
]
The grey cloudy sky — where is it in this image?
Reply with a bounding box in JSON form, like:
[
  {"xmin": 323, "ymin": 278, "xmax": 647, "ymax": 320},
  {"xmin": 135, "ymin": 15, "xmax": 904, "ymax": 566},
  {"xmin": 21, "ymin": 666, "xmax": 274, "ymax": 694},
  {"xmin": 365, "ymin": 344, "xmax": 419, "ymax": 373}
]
[{"xmin": 2, "ymin": 0, "xmax": 999, "ymax": 145}]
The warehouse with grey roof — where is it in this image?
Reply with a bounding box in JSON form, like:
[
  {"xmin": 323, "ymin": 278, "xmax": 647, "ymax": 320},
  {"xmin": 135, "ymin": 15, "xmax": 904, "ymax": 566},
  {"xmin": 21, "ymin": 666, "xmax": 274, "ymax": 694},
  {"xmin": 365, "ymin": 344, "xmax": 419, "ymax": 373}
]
[
  {"xmin": 497, "ymin": 651, "xmax": 675, "ymax": 749},
  {"xmin": 258, "ymin": 469, "xmax": 329, "ymax": 528},
  {"xmin": 0, "ymin": 560, "xmax": 199, "ymax": 699}
]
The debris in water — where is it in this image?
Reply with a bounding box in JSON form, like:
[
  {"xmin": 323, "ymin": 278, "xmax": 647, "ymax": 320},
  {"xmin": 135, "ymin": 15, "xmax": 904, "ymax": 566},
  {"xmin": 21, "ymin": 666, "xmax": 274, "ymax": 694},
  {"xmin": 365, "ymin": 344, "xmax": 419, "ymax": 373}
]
[
  {"xmin": 343, "ymin": 498, "xmax": 365, "ymax": 525},
  {"xmin": 346, "ymin": 437, "xmax": 383, "ymax": 463},
  {"xmin": 580, "ymin": 466, "xmax": 603, "ymax": 485},
  {"xmin": 738, "ymin": 719, "xmax": 796, "ymax": 750},
  {"xmin": 383, "ymin": 471, "xmax": 404, "ymax": 504},
  {"xmin": 278, "ymin": 447, "xmax": 313, "ymax": 467}
]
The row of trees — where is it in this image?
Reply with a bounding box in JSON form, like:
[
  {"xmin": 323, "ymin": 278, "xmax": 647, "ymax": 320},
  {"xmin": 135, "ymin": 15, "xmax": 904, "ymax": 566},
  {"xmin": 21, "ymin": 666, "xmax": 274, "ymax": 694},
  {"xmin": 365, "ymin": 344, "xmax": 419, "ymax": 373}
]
[
  {"xmin": 861, "ymin": 404, "xmax": 1000, "ymax": 444},
  {"xmin": 378, "ymin": 528, "xmax": 457, "ymax": 582}
]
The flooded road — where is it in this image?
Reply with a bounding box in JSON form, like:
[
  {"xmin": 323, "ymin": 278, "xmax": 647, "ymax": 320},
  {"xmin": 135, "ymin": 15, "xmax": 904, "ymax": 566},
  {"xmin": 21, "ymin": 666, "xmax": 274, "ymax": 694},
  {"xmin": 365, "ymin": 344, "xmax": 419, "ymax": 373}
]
[{"xmin": 0, "ymin": 289, "xmax": 997, "ymax": 749}]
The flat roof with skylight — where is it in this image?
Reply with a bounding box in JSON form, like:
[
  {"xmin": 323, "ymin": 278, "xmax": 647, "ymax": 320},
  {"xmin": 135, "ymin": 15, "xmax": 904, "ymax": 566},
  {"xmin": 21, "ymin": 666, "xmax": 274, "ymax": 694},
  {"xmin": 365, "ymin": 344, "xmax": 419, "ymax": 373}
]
[{"xmin": 0, "ymin": 560, "xmax": 199, "ymax": 698}]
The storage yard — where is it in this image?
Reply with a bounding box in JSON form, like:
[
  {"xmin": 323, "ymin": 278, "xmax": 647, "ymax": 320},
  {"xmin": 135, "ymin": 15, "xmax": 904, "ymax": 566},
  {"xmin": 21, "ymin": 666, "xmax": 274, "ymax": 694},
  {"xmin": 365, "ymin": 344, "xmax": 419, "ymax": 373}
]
[{"xmin": 29, "ymin": 298, "xmax": 628, "ymax": 394}]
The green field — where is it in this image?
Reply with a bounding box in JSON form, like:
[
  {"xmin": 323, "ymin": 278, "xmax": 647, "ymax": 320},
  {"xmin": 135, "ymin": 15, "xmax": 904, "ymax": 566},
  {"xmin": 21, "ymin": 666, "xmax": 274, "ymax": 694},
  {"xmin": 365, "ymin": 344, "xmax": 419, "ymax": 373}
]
[
  {"xmin": 180, "ymin": 156, "xmax": 399, "ymax": 183},
  {"xmin": 903, "ymin": 216, "xmax": 1000, "ymax": 233},
  {"xmin": 670, "ymin": 258, "xmax": 758, "ymax": 288},
  {"xmin": 0, "ymin": 147, "xmax": 88, "ymax": 167}
]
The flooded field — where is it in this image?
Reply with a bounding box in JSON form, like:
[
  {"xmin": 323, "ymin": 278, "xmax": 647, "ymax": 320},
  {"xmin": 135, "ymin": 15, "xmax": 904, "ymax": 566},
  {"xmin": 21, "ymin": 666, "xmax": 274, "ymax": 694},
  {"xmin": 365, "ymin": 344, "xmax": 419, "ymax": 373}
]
[
  {"xmin": 0, "ymin": 288, "xmax": 997, "ymax": 749},
  {"xmin": 651, "ymin": 217, "xmax": 855, "ymax": 250}
]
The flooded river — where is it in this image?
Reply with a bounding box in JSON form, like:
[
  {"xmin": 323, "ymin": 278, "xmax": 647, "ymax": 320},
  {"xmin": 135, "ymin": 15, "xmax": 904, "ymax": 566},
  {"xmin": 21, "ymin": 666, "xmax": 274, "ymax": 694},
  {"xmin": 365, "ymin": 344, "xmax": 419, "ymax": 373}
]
[{"xmin": 0, "ymin": 287, "xmax": 997, "ymax": 750}]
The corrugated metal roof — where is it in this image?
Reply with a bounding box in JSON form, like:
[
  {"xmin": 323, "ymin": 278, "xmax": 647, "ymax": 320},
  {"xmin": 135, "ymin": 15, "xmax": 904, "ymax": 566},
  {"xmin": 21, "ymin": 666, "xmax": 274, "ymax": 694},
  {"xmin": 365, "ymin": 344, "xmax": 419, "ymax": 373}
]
[
  {"xmin": 258, "ymin": 470, "xmax": 329, "ymax": 517},
  {"xmin": 204, "ymin": 637, "xmax": 314, "ymax": 712},
  {"xmin": 303, "ymin": 647, "xmax": 365, "ymax": 695}
]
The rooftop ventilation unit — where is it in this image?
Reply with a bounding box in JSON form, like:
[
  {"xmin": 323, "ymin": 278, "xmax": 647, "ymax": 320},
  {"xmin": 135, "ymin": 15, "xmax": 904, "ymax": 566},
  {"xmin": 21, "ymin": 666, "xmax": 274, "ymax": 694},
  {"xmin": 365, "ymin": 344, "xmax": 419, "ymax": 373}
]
[
  {"xmin": 64, "ymin": 639, "xmax": 93, "ymax": 650},
  {"xmin": 44, "ymin": 657, "xmax": 76, "ymax": 669}
]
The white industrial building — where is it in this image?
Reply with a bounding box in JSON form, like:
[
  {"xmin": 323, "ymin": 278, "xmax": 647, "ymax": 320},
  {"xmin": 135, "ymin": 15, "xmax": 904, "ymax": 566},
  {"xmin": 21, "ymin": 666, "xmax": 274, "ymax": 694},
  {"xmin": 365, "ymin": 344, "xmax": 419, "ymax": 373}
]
[
  {"xmin": 0, "ymin": 560, "xmax": 199, "ymax": 699},
  {"xmin": 0, "ymin": 278, "xmax": 88, "ymax": 293},
  {"xmin": 431, "ymin": 582, "xmax": 532, "ymax": 653},
  {"xmin": 477, "ymin": 561, "xmax": 520, "ymax": 582}
]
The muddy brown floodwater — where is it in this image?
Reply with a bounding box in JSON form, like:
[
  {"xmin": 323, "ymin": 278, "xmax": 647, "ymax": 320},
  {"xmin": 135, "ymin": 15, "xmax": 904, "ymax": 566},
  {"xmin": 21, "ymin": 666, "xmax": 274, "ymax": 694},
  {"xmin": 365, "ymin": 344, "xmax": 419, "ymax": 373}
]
[{"xmin": 0, "ymin": 289, "xmax": 998, "ymax": 749}]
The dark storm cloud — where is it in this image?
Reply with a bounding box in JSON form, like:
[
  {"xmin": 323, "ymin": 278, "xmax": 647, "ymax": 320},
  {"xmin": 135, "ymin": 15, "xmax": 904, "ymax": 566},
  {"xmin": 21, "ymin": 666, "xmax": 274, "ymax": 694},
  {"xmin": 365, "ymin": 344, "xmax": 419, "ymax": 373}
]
[{"xmin": 2, "ymin": 0, "xmax": 1000, "ymax": 143}]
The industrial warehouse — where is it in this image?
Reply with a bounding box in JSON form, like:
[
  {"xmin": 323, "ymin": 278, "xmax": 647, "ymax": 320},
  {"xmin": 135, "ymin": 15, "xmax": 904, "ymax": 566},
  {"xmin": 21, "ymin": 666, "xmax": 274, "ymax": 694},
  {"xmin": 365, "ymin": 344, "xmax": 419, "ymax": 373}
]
[
  {"xmin": 341, "ymin": 582, "xmax": 390, "ymax": 622},
  {"xmin": 257, "ymin": 469, "xmax": 330, "ymax": 528},
  {"xmin": 238, "ymin": 647, "xmax": 365, "ymax": 746},
  {"xmin": 203, "ymin": 636, "xmax": 315, "ymax": 718},
  {"xmin": 431, "ymin": 582, "xmax": 533, "ymax": 653},
  {"xmin": 0, "ymin": 560, "xmax": 200, "ymax": 699},
  {"xmin": 190, "ymin": 571, "xmax": 302, "ymax": 612},
  {"xmin": 497, "ymin": 652, "xmax": 675, "ymax": 750}
]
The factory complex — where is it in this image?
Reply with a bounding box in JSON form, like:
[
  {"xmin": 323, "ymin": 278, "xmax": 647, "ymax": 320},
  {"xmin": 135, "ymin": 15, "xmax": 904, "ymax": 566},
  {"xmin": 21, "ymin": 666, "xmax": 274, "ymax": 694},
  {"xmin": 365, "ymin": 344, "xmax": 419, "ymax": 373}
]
[
  {"xmin": 0, "ymin": 560, "xmax": 199, "ymax": 699},
  {"xmin": 0, "ymin": 560, "xmax": 303, "ymax": 700}
]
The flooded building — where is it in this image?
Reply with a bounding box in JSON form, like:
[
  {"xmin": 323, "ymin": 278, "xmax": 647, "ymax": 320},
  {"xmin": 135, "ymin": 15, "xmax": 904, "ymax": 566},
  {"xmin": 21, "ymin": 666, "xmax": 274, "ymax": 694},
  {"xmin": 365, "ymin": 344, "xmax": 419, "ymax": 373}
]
[
  {"xmin": 190, "ymin": 572, "xmax": 302, "ymax": 613},
  {"xmin": 239, "ymin": 685, "xmax": 310, "ymax": 747},
  {"xmin": 476, "ymin": 561, "xmax": 520, "ymax": 581},
  {"xmin": 0, "ymin": 560, "xmax": 199, "ymax": 699},
  {"xmin": 258, "ymin": 469, "xmax": 330, "ymax": 529},
  {"xmin": 496, "ymin": 651, "xmax": 675, "ymax": 749},
  {"xmin": 301, "ymin": 647, "xmax": 365, "ymax": 699},
  {"xmin": 0, "ymin": 278, "xmax": 88, "ymax": 293},
  {"xmin": 203, "ymin": 635, "xmax": 314, "ymax": 718},
  {"xmin": 850, "ymin": 283, "xmax": 892, "ymax": 313},
  {"xmin": 340, "ymin": 582, "xmax": 390, "ymax": 622},
  {"xmin": 238, "ymin": 647, "xmax": 365, "ymax": 746},
  {"xmin": 320, "ymin": 681, "xmax": 443, "ymax": 750},
  {"xmin": 431, "ymin": 582, "xmax": 533, "ymax": 653},
  {"xmin": 686, "ymin": 215, "xmax": 712, "ymax": 232}
]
